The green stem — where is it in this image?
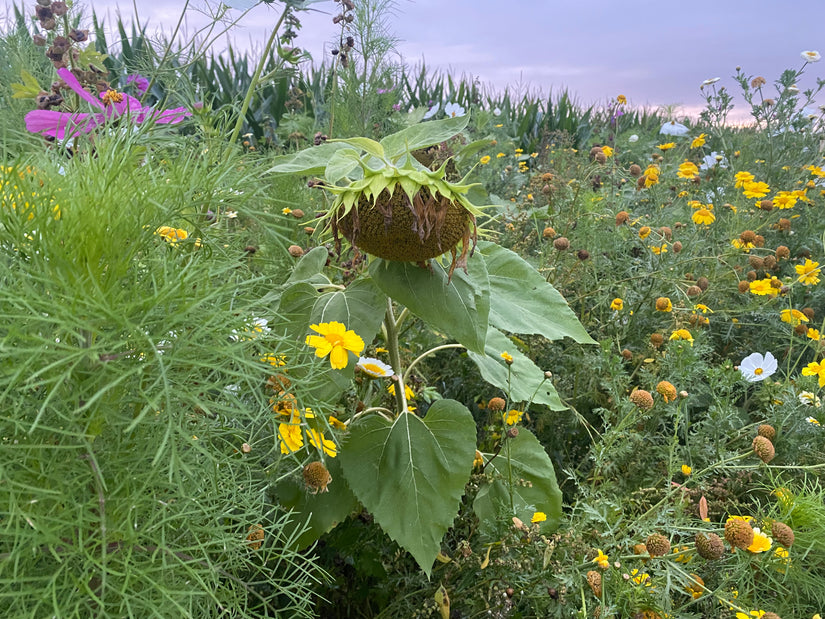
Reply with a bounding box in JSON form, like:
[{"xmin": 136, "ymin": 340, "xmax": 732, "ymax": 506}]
[
  {"xmin": 384, "ymin": 298, "xmax": 407, "ymax": 414},
  {"xmin": 226, "ymin": 6, "xmax": 289, "ymax": 148},
  {"xmin": 403, "ymin": 343, "xmax": 464, "ymax": 384}
]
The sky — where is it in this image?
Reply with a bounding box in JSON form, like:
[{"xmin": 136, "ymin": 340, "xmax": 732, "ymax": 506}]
[{"xmin": 14, "ymin": 0, "xmax": 825, "ymax": 120}]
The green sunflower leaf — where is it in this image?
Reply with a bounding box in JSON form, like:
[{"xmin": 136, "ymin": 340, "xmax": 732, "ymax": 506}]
[
  {"xmin": 467, "ymin": 326, "xmax": 565, "ymax": 410},
  {"xmin": 369, "ymin": 254, "xmax": 490, "ymax": 354},
  {"xmin": 380, "ymin": 114, "xmax": 470, "ymax": 160},
  {"xmin": 340, "ymin": 400, "xmax": 476, "ymax": 576},
  {"xmin": 473, "ymin": 428, "xmax": 563, "ymax": 535},
  {"xmin": 478, "ymin": 241, "xmax": 596, "ymax": 345}
]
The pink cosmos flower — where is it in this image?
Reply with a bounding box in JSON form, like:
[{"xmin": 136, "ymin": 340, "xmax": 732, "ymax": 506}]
[{"xmin": 25, "ymin": 68, "xmax": 191, "ymax": 140}]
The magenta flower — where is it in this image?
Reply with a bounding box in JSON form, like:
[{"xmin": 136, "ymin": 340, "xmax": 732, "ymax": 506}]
[
  {"xmin": 25, "ymin": 68, "xmax": 191, "ymax": 140},
  {"xmin": 125, "ymin": 73, "xmax": 150, "ymax": 96}
]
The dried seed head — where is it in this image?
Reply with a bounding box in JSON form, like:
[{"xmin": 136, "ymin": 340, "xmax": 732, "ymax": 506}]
[
  {"xmin": 645, "ymin": 533, "xmax": 671, "ymax": 557},
  {"xmin": 738, "ymin": 280, "xmax": 751, "ymax": 293},
  {"xmin": 686, "ymin": 285, "xmax": 702, "ymax": 297},
  {"xmin": 771, "ymin": 521, "xmax": 794, "ymax": 547},
  {"xmin": 752, "ymin": 435, "xmax": 776, "ymax": 463},
  {"xmin": 288, "ymin": 244, "xmax": 304, "ymax": 257},
  {"xmin": 803, "ymin": 307, "xmax": 815, "ymax": 320},
  {"xmin": 629, "ymin": 164, "xmax": 642, "ymax": 177},
  {"xmin": 763, "ymin": 255, "xmax": 777, "ymax": 270},
  {"xmin": 740, "ymin": 230, "xmax": 757, "ymax": 244},
  {"xmin": 586, "ymin": 570, "xmax": 602, "ymax": 597},
  {"xmin": 758, "ymin": 424, "xmax": 776, "ymax": 441},
  {"xmin": 630, "ymin": 389, "xmax": 654, "ymax": 410},
  {"xmin": 553, "ymin": 236, "xmax": 570, "ymax": 251},
  {"xmin": 724, "ymin": 518, "xmax": 754, "ymax": 549},
  {"xmin": 650, "ymin": 333, "xmax": 664, "ymax": 347},
  {"xmin": 748, "ymin": 255, "xmax": 765, "ymax": 270},
  {"xmin": 696, "ymin": 277, "xmax": 710, "ymax": 291},
  {"xmin": 776, "ymin": 245, "xmax": 790, "ymax": 259},
  {"xmin": 303, "ymin": 461, "xmax": 333, "ymax": 493},
  {"xmin": 621, "ymin": 348, "xmax": 633, "ymax": 360},
  {"xmin": 673, "ymin": 241, "xmax": 683, "ymax": 253},
  {"xmin": 751, "ymin": 76, "xmax": 766, "ymax": 88},
  {"xmin": 577, "ymin": 249, "xmax": 590, "ymax": 261},
  {"xmin": 487, "ymin": 397, "xmax": 506, "ymax": 412},
  {"xmin": 595, "ymin": 152, "xmax": 607, "ymax": 165},
  {"xmin": 759, "ymin": 199, "xmax": 774, "ymax": 211},
  {"xmin": 695, "ymin": 532, "xmax": 725, "ymax": 560},
  {"xmin": 246, "ymin": 523, "xmax": 264, "ymax": 550},
  {"xmin": 543, "ymin": 226, "xmax": 557, "ymax": 238},
  {"xmin": 615, "ymin": 210, "xmax": 630, "ymax": 225}
]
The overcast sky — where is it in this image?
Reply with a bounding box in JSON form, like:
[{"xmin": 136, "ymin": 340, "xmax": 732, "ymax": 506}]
[{"xmin": 17, "ymin": 0, "xmax": 825, "ymax": 119}]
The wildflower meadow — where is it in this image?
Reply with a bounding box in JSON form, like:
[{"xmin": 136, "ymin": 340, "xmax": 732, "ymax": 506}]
[{"xmin": 1, "ymin": 1, "xmax": 825, "ymax": 617}]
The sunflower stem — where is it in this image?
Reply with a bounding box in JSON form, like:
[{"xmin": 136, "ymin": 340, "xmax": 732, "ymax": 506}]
[{"xmin": 384, "ymin": 298, "xmax": 408, "ymax": 414}]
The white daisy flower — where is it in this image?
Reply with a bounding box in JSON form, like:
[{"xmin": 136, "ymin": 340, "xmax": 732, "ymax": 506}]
[
  {"xmin": 801, "ymin": 50, "xmax": 821, "ymax": 63},
  {"xmin": 659, "ymin": 121, "xmax": 689, "ymax": 136},
  {"xmin": 356, "ymin": 356, "xmax": 394, "ymax": 378},
  {"xmin": 739, "ymin": 352, "xmax": 777, "ymax": 382}
]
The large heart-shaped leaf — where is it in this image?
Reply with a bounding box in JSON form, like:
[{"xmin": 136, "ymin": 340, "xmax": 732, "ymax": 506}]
[
  {"xmin": 473, "ymin": 429, "xmax": 563, "ymax": 535},
  {"xmin": 478, "ymin": 241, "xmax": 595, "ymax": 345},
  {"xmin": 380, "ymin": 114, "xmax": 470, "ymax": 160},
  {"xmin": 272, "ymin": 282, "xmax": 318, "ymax": 341},
  {"xmin": 340, "ymin": 400, "xmax": 476, "ymax": 576},
  {"xmin": 275, "ymin": 457, "xmax": 360, "ymax": 550},
  {"xmin": 283, "ymin": 246, "xmax": 331, "ymax": 288},
  {"xmin": 369, "ymin": 255, "xmax": 489, "ymax": 354},
  {"xmin": 468, "ymin": 326, "xmax": 565, "ymax": 410},
  {"xmin": 267, "ymin": 141, "xmax": 357, "ymax": 176}
]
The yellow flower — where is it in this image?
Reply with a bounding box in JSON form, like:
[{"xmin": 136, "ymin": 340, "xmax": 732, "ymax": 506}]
[
  {"xmin": 305, "ymin": 321, "xmax": 365, "ymax": 370},
  {"xmin": 593, "ymin": 549, "xmax": 610, "ymax": 569},
  {"xmin": 329, "ymin": 416, "xmax": 347, "ymax": 430},
  {"xmin": 681, "ymin": 464, "xmax": 692, "ymax": 476},
  {"xmin": 807, "ymin": 328, "xmax": 821, "ymax": 340},
  {"xmin": 496, "ymin": 152, "xmax": 506, "ymax": 158},
  {"xmin": 278, "ymin": 422, "xmax": 303, "ymax": 454},
  {"xmin": 747, "ymin": 527, "xmax": 772, "ymax": 553},
  {"xmin": 650, "ymin": 243, "xmax": 668, "ymax": 255},
  {"xmin": 514, "ymin": 148, "xmax": 524, "ymax": 154},
  {"xmin": 630, "ymin": 569, "xmax": 651, "ymax": 586},
  {"xmin": 155, "ymin": 225, "xmax": 189, "ymax": 244},
  {"xmin": 678, "ymin": 161, "xmax": 699, "ymax": 178},
  {"xmin": 743, "ymin": 180, "xmax": 770, "ymax": 199},
  {"xmin": 531, "ymin": 511, "xmax": 547, "ymax": 524},
  {"xmin": 307, "ymin": 428, "xmax": 338, "ymax": 457},
  {"xmin": 796, "ymin": 259, "xmax": 821, "ymax": 285},
  {"xmin": 692, "ymin": 208, "xmax": 715, "ymax": 225},
  {"xmin": 601, "ymin": 145, "xmax": 613, "ymax": 157},
  {"xmin": 638, "ymin": 226, "xmax": 652, "ymax": 239},
  {"xmin": 617, "ymin": 94, "xmax": 627, "ymax": 105},
  {"xmin": 658, "ymin": 142, "xmax": 676, "ymax": 151},
  {"xmin": 736, "ymin": 612, "xmax": 766, "ymax": 619},
  {"xmin": 749, "ymin": 279, "xmax": 775, "ymax": 295},
  {"xmin": 694, "ymin": 304, "xmax": 713, "ymax": 313},
  {"xmin": 690, "ymin": 133, "xmax": 707, "ymax": 149},
  {"xmin": 774, "ymin": 192, "xmax": 798, "ymax": 209},
  {"xmin": 387, "ymin": 383, "xmax": 416, "ymax": 400},
  {"xmin": 282, "ymin": 207, "xmax": 293, "ymax": 215},
  {"xmin": 473, "ymin": 449, "xmax": 484, "ymax": 468},
  {"xmin": 669, "ymin": 329, "xmax": 694, "ymax": 345},
  {"xmin": 732, "ymin": 238, "xmax": 755, "ymax": 251},
  {"xmin": 503, "ymin": 409, "xmax": 523, "ymax": 425},
  {"xmin": 610, "ymin": 298, "xmax": 624, "ymax": 311},
  {"xmin": 781, "ymin": 309, "xmax": 809, "ymax": 326},
  {"xmin": 500, "ymin": 351, "xmax": 514, "ymax": 364},
  {"xmin": 479, "ymin": 155, "xmax": 491, "ymax": 165},
  {"xmin": 802, "ymin": 361, "xmax": 825, "ymax": 387},
  {"xmin": 734, "ymin": 171, "xmax": 755, "ymax": 187}
]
